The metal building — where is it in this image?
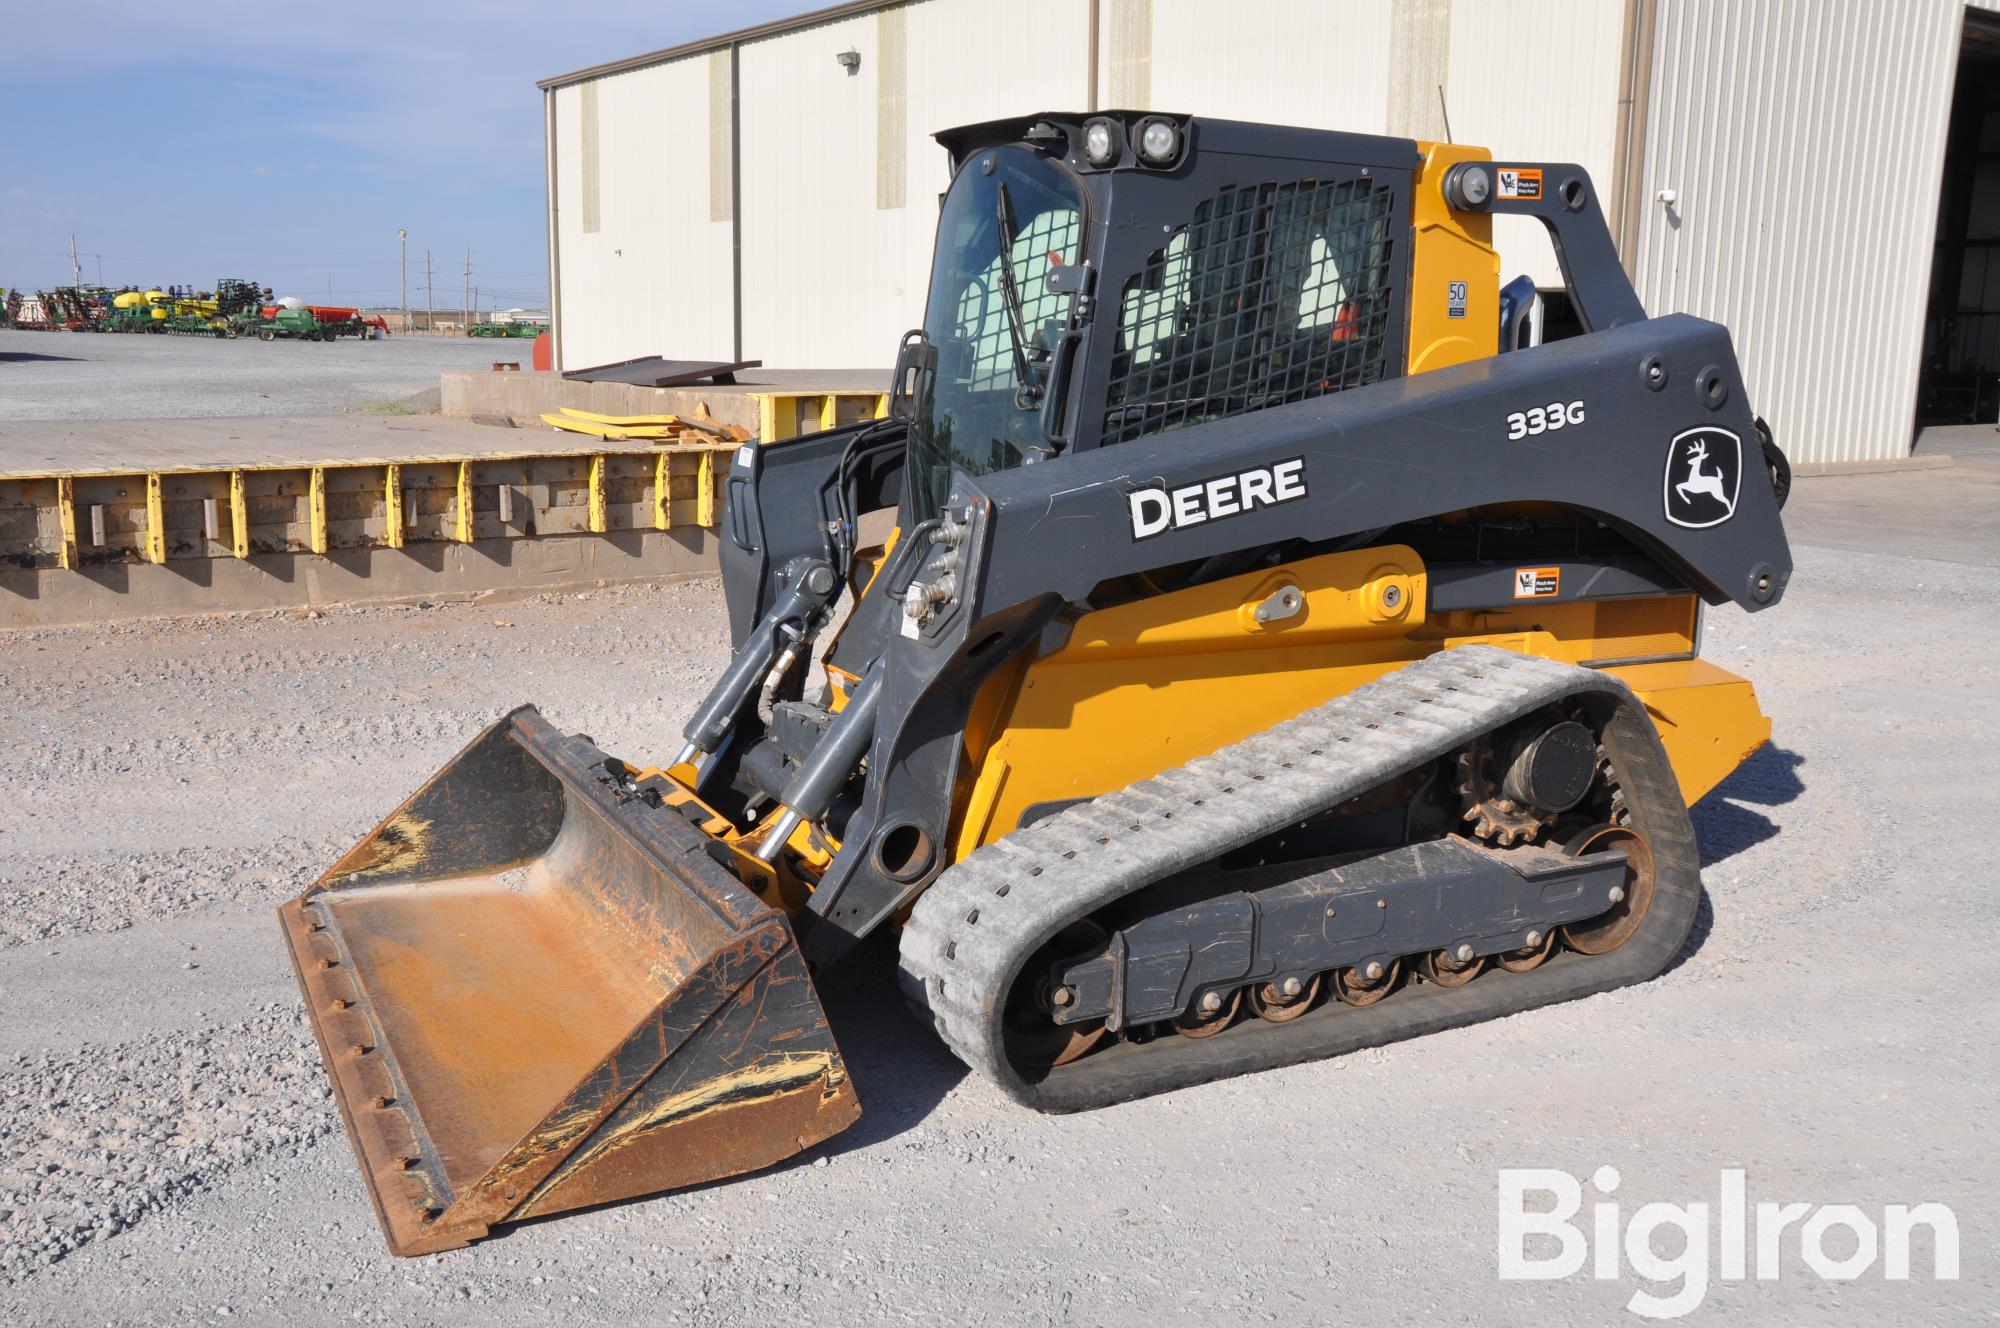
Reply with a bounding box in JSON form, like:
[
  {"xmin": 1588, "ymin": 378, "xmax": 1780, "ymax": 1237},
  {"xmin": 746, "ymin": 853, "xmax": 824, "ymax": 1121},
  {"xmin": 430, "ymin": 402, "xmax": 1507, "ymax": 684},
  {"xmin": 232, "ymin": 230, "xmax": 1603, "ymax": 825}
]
[{"xmin": 541, "ymin": 0, "xmax": 2000, "ymax": 467}]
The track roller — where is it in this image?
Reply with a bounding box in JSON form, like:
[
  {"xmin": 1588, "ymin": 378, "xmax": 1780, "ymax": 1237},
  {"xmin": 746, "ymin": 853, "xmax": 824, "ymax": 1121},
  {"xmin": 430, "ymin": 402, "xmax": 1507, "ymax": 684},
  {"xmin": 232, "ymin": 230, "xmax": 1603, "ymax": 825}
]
[
  {"xmin": 1173, "ymin": 987, "xmax": 1242, "ymax": 1038},
  {"xmin": 1417, "ymin": 944, "xmax": 1489, "ymax": 988},
  {"xmin": 1248, "ymin": 974, "xmax": 1321, "ymax": 1023},
  {"xmin": 1332, "ymin": 958, "xmax": 1400, "ymax": 1007}
]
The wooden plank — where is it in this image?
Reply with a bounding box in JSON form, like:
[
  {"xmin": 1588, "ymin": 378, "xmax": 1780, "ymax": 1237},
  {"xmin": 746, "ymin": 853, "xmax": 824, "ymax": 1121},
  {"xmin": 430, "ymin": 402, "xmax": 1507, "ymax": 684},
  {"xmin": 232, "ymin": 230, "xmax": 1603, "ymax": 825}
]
[
  {"xmin": 588, "ymin": 454, "xmax": 608, "ymax": 534},
  {"xmin": 56, "ymin": 477, "xmax": 77, "ymax": 570},
  {"xmin": 309, "ymin": 467, "xmax": 328, "ymax": 554},
  {"xmin": 653, "ymin": 454, "xmax": 672, "ymax": 531},
  {"xmin": 144, "ymin": 474, "xmax": 166, "ymax": 565},
  {"xmin": 455, "ymin": 461, "xmax": 473, "ymax": 542},
  {"xmin": 384, "ymin": 463, "xmax": 404, "ymax": 550},
  {"xmin": 697, "ymin": 451, "xmax": 716, "ymax": 527},
  {"xmin": 229, "ymin": 471, "xmax": 249, "ymax": 557}
]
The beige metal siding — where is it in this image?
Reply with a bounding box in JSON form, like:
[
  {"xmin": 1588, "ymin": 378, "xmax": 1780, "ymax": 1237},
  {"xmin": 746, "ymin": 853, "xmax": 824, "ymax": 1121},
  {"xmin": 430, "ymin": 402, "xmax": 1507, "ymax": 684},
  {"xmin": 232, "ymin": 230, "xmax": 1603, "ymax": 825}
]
[
  {"xmin": 1138, "ymin": 0, "xmax": 1625, "ymax": 286},
  {"xmin": 1634, "ymin": 0, "xmax": 1974, "ymax": 464},
  {"xmin": 549, "ymin": 0, "xmax": 1983, "ymax": 456},
  {"xmin": 896, "ymin": 0, "xmax": 1091, "ymax": 345},
  {"xmin": 553, "ymin": 64, "xmax": 735, "ymax": 370},
  {"xmin": 1106, "ymin": 0, "xmax": 1154, "ymax": 108},
  {"xmin": 1447, "ymin": 1, "xmax": 1628, "ymax": 287},
  {"xmin": 1138, "ymin": 0, "xmax": 1397, "ymax": 134},
  {"xmin": 735, "ymin": 0, "xmax": 1087, "ymax": 368},
  {"xmin": 553, "ymin": 0, "xmax": 1630, "ymax": 369},
  {"xmin": 1387, "ymin": 0, "xmax": 1453, "ymax": 143}
]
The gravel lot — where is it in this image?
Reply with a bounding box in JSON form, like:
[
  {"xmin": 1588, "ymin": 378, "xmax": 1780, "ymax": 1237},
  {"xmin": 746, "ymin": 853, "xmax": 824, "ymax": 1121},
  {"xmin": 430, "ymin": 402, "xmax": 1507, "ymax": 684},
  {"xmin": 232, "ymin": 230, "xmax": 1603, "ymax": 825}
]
[
  {"xmin": 0, "ymin": 527, "xmax": 1993, "ymax": 1323},
  {"xmin": 0, "ymin": 328, "xmax": 520, "ymax": 420}
]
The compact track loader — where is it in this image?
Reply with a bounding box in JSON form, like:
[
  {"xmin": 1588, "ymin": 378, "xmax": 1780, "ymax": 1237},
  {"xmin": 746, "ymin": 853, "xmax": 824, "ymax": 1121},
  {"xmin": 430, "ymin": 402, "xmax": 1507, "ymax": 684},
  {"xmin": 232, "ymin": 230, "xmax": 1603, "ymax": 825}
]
[{"xmin": 282, "ymin": 113, "xmax": 1790, "ymax": 1255}]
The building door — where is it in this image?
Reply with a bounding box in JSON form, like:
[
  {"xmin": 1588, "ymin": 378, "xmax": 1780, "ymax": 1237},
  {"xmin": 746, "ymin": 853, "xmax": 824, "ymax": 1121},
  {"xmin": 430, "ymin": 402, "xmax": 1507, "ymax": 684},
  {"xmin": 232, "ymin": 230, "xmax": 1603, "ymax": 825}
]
[{"xmin": 1918, "ymin": 13, "xmax": 2000, "ymax": 426}]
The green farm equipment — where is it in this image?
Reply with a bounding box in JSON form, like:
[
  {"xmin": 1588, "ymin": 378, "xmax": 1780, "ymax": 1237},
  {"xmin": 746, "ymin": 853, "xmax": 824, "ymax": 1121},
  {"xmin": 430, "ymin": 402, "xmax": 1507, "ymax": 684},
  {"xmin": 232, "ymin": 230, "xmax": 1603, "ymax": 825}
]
[
  {"xmin": 468, "ymin": 321, "xmax": 545, "ymax": 338},
  {"xmin": 248, "ymin": 305, "xmax": 376, "ymax": 342},
  {"xmin": 252, "ymin": 307, "xmax": 329, "ymax": 341}
]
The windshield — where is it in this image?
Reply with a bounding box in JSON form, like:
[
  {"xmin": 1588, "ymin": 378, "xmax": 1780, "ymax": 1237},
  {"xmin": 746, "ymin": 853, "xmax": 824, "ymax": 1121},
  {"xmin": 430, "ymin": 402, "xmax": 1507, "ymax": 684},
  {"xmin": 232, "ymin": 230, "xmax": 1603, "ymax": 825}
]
[{"xmin": 908, "ymin": 146, "xmax": 1083, "ymax": 516}]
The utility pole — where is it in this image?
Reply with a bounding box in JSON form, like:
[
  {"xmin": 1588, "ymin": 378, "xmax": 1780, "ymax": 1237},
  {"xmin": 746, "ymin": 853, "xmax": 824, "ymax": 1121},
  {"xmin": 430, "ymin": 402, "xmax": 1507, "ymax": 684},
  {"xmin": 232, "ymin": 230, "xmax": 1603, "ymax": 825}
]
[
  {"xmin": 461, "ymin": 249, "xmax": 471, "ymax": 329},
  {"xmin": 424, "ymin": 249, "xmax": 433, "ymax": 334},
  {"xmin": 69, "ymin": 235, "xmax": 81, "ymax": 289},
  {"xmin": 398, "ymin": 229, "xmax": 408, "ymax": 333},
  {"xmin": 473, "ymin": 285, "xmax": 479, "ymax": 322}
]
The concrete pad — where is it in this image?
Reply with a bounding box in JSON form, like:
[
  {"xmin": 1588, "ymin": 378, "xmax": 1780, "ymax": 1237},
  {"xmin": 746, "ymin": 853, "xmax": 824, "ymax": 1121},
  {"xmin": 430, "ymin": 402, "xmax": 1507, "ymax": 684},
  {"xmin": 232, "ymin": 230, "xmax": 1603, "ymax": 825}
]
[
  {"xmin": 1782, "ymin": 424, "xmax": 2000, "ymax": 568},
  {"xmin": 440, "ymin": 366, "xmax": 888, "ymax": 432},
  {"xmin": 0, "ymin": 413, "xmax": 619, "ymax": 478}
]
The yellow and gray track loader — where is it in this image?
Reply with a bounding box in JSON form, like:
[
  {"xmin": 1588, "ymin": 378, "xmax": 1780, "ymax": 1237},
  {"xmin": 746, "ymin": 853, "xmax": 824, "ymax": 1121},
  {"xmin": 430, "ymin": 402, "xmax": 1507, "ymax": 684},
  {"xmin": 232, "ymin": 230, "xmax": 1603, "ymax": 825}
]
[{"xmin": 281, "ymin": 113, "xmax": 1790, "ymax": 1255}]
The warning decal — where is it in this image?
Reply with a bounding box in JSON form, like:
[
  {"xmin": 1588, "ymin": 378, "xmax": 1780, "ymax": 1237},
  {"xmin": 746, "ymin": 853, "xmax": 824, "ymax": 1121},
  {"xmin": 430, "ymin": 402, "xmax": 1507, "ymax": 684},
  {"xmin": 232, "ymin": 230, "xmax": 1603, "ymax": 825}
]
[
  {"xmin": 1496, "ymin": 167, "xmax": 1543, "ymax": 201},
  {"xmin": 1513, "ymin": 566, "xmax": 1560, "ymax": 599}
]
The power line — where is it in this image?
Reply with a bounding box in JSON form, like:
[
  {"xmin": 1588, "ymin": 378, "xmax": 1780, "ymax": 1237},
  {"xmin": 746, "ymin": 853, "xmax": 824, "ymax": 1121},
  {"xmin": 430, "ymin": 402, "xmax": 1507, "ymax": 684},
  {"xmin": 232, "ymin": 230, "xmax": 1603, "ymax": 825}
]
[{"xmin": 34, "ymin": 253, "xmax": 403, "ymax": 270}]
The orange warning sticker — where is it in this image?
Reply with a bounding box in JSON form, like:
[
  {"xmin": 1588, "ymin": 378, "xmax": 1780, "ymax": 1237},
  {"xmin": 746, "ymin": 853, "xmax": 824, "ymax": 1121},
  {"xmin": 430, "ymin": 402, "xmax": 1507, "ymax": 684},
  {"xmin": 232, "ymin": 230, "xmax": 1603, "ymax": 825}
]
[
  {"xmin": 1513, "ymin": 566, "xmax": 1560, "ymax": 599},
  {"xmin": 1496, "ymin": 167, "xmax": 1543, "ymax": 201}
]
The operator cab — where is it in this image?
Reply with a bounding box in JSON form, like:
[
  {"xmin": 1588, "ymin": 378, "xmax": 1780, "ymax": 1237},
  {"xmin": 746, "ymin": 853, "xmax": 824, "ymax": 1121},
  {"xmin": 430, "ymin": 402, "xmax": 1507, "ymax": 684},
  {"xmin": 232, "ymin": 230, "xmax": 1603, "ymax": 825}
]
[{"xmin": 902, "ymin": 112, "xmax": 1417, "ymax": 521}]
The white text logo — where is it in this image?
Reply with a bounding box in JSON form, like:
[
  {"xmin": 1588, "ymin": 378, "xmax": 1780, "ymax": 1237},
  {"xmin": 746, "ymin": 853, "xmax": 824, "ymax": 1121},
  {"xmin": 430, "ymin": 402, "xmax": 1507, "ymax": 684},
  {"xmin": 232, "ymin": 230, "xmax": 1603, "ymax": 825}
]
[
  {"xmin": 1497, "ymin": 1166, "xmax": 1960, "ymax": 1319},
  {"xmin": 1127, "ymin": 458, "xmax": 1307, "ymax": 540}
]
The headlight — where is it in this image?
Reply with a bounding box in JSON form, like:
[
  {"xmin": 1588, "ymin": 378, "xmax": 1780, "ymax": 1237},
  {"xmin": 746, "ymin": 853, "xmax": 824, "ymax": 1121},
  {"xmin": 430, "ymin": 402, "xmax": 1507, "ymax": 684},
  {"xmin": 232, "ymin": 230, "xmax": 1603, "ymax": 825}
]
[
  {"xmin": 1137, "ymin": 117, "xmax": 1180, "ymax": 165},
  {"xmin": 1083, "ymin": 118, "xmax": 1117, "ymax": 166}
]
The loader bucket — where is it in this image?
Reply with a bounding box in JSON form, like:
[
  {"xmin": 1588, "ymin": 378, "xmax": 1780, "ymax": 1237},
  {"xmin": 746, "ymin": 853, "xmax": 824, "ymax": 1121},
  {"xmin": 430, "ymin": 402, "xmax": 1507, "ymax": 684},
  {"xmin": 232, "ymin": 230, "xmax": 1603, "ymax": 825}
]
[{"xmin": 279, "ymin": 707, "xmax": 859, "ymax": 1256}]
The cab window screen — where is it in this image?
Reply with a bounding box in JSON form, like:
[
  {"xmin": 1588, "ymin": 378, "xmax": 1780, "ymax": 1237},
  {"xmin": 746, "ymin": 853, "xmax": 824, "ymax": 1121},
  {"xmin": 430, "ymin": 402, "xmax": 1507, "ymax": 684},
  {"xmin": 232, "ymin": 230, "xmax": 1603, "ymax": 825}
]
[
  {"xmin": 1103, "ymin": 176, "xmax": 1396, "ymax": 445},
  {"xmin": 954, "ymin": 207, "xmax": 1081, "ymax": 392}
]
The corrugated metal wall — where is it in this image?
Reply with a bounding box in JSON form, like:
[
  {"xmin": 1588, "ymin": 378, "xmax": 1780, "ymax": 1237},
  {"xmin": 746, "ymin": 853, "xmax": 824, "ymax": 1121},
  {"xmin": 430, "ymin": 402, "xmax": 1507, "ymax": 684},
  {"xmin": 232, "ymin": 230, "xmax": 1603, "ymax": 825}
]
[
  {"xmin": 552, "ymin": 0, "xmax": 1632, "ymax": 369},
  {"xmin": 1133, "ymin": 0, "xmax": 1626, "ymax": 286},
  {"xmin": 1633, "ymin": 0, "xmax": 1992, "ymax": 463},
  {"xmin": 550, "ymin": 61, "xmax": 734, "ymax": 371},
  {"xmin": 549, "ymin": 0, "xmax": 1990, "ymax": 465},
  {"xmin": 731, "ymin": 0, "xmax": 1086, "ymax": 369},
  {"xmin": 1445, "ymin": 0, "xmax": 1629, "ymax": 287}
]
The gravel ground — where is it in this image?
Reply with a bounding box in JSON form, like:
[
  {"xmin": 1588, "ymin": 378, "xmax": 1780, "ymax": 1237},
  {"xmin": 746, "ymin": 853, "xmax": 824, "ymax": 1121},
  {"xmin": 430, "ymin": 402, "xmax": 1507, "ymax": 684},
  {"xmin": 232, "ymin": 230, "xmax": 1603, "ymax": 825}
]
[
  {"xmin": 0, "ymin": 542, "xmax": 1993, "ymax": 1324},
  {"xmin": 0, "ymin": 329, "xmax": 517, "ymax": 420}
]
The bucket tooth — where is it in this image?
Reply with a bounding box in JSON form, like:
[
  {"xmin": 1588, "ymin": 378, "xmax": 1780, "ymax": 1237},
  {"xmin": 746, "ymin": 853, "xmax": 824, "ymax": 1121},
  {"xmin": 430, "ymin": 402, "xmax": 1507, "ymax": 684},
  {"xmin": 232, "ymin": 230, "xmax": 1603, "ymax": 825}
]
[{"xmin": 279, "ymin": 706, "xmax": 860, "ymax": 1256}]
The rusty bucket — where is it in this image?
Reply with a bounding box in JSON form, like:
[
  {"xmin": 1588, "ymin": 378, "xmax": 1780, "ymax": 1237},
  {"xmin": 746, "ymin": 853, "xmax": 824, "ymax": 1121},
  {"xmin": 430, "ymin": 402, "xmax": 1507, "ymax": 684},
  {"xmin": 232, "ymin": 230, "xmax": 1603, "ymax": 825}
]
[{"xmin": 279, "ymin": 707, "xmax": 859, "ymax": 1256}]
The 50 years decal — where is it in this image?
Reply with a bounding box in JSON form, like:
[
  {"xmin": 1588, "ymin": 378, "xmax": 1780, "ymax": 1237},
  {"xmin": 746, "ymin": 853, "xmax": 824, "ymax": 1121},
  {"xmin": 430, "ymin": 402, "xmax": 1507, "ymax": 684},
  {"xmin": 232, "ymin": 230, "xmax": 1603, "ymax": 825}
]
[{"xmin": 1506, "ymin": 399, "xmax": 1586, "ymax": 440}]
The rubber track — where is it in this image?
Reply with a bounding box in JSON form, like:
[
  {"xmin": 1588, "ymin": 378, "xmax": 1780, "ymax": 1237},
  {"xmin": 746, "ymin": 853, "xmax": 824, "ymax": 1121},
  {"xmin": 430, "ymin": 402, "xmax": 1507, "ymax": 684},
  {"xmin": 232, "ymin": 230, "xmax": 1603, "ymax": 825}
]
[{"xmin": 898, "ymin": 645, "xmax": 1701, "ymax": 1112}]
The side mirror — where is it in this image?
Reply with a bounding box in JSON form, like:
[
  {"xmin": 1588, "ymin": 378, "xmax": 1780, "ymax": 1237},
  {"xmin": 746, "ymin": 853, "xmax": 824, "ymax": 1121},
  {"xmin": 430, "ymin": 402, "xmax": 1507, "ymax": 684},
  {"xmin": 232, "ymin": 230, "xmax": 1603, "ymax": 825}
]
[{"xmin": 888, "ymin": 329, "xmax": 937, "ymax": 421}]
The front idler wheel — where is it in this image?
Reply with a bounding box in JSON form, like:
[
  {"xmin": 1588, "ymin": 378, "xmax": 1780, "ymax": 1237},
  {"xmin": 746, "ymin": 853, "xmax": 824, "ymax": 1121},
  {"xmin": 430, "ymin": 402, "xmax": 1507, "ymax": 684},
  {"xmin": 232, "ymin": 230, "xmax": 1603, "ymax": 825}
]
[
  {"xmin": 1002, "ymin": 920, "xmax": 1109, "ymax": 1069},
  {"xmin": 1559, "ymin": 824, "xmax": 1656, "ymax": 955}
]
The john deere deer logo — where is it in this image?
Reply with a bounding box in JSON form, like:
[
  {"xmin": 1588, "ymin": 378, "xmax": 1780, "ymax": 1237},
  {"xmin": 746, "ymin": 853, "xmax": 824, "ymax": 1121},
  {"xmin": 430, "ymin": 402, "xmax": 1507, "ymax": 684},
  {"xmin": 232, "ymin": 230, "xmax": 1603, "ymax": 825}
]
[{"xmin": 1663, "ymin": 427, "xmax": 1742, "ymax": 529}]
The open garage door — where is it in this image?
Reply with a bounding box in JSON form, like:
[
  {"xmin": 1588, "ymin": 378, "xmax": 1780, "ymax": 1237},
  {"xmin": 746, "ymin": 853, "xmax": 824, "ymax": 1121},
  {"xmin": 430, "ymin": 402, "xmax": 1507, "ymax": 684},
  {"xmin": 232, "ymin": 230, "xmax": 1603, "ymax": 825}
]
[{"xmin": 1918, "ymin": 11, "xmax": 2000, "ymax": 425}]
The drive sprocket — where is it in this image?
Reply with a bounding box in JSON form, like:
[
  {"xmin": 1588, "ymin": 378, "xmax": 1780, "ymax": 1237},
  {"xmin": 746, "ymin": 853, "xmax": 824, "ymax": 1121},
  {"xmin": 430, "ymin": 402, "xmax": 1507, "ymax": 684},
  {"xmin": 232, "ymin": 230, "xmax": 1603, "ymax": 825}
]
[{"xmin": 1455, "ymin": 733, "xmax": 1551, "ymax": 846}]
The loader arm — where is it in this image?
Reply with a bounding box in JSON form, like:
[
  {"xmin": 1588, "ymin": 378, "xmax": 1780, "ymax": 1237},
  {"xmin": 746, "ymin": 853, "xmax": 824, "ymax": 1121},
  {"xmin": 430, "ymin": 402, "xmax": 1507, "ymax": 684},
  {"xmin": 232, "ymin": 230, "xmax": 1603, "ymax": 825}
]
[{"xmin": 717, "ymin": 418, "xmax": 906, "ymax": 645}]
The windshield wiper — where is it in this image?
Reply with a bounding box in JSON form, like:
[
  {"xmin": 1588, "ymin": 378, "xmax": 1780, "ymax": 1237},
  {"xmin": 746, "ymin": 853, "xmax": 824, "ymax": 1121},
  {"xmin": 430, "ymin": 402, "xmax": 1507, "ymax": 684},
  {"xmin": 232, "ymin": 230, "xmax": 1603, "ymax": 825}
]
[{"xmin": 992, "ymin": 182, "xmax": 1040, "ymax": 404}]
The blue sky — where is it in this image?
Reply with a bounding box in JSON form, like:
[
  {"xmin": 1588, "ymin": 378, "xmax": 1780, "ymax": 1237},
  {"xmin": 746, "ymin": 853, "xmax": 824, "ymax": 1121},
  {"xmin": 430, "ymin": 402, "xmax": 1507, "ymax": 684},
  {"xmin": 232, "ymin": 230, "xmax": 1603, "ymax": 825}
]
[{"xmin": 2, "ymin": 2, "xmax": 804, "ymax": 309}]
